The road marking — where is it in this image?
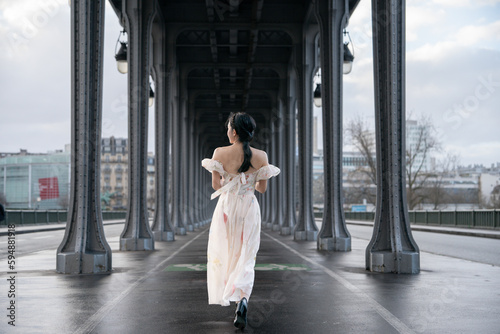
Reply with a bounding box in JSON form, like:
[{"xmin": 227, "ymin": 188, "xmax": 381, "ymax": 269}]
[
  {"xmin": 262, "ymin": 231, "xmax": 416, "ymax": 334},
  {"xmin": 74, "ymin": 229, "xmax": 208, "ymax": 334},
  {"xmin": 164, "ymin": 263, "xmax": 310, "ymax": 271}
]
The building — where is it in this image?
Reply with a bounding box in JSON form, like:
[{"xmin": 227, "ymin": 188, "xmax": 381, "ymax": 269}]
[
  {"xmin": 101, "ymin": 137, "xmax": 129, "ymax": 210},
  {"xmin": 406, "ymin": 119, "xmax": 431, "ymax": 171},
  {"xmin": 0, "ymin": 138, "xmax": 156, "ymax": 211},
  {"xmin": 0, "ymin": 149, "xmax": 70, "ymax": 209},
  {"xmin": 479, "ymin": 171, "xmax": 500, "ymax": 208},
  {"xmin": 147, "ymin": 153, "xmax": 156, "ymax": 210},
  {"xmin": 100, "ymin": 136, "xmax": 156, "ymax": 211}
]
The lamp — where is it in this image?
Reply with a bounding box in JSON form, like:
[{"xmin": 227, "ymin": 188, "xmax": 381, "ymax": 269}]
[
  {"xmin": 313, "ymin": 83, "xmax": 322, "ymax": 108},
  {"xmin": 115, "ymin": 30, "xmax": 128, "ymax": 74},
  {"xmin": 313, "ymin": 70, "xmax": 322, "ymax": 107},
  {"xmin": 343, "ymin": 30, "xmax": 355, "ymax": 74},
  {"xmin": 149, "ymin": 86, "xmax": 154, "ymax": 107}
]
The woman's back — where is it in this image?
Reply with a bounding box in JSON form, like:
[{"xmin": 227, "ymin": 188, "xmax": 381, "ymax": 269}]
[{"xmin": 213, "ymin": 145, "xmax": 267, "ymax": 175}]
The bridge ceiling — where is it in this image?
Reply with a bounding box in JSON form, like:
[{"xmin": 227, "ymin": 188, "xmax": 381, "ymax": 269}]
[
  {"xmin": 109, "ymin": 0, "xmax": 361, "ymax": 152},
  {"xmin": 161, "ymin": 0, "xmax": 304, "ymax": 151}
]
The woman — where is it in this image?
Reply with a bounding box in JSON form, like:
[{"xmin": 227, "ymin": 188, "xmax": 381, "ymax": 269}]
[{"xmin": 202, "ymin": 112, "xmax": 280, "ymax": 329}]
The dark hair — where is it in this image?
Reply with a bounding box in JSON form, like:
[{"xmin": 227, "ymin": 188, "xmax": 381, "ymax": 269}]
[{"xmin": 225, "ymin": 112, "xmax": 256, "ymax": 173}]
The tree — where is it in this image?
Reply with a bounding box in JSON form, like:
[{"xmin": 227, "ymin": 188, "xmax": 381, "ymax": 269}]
[
  {"xmin": 423, "ymin": 153, "xmax": 460, "ymax": 210},
  {"xmin": 346, "ymin": 115, "xmax": 376, "ymax": 185},
  {"xmin": 344, "ymin": 116, "xmax": 377, "ymax": 206},
  {"xmin": 347, "ymin": 114, "xmax": 442, "ymax": 210},
  {"xmin": 405, "ymin": 115, "xmax": 441, "ymax": 209}
]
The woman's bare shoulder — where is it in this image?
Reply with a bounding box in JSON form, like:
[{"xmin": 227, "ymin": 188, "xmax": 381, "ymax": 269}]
[
  {"xmin": 212, "ymin": 146, "xmax": 232, "ymax": 159},
  {"xmin": 250, "ymin": 147, "xmax": 268, "ymax": 169}
]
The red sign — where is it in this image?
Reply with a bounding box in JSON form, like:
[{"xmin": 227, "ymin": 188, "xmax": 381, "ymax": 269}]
[{"xmin": 39, "ymin": 177, "xmax": 59, "ymax": 200}]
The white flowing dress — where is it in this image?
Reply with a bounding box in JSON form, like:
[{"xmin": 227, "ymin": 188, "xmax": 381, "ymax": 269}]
[{"xmin": 202, "ymin": 158, "xmax": 280, "ymax": 306}]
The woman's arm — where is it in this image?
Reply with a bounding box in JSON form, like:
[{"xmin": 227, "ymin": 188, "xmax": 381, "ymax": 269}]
[
  {"xmin": 254, "ymin": 150, "xmax": 269, "ymax": 193},
  {"xmin": 212, "ymin": 171, "xmax": 222, "ymax": 191},
  {"xmin": 211, "ymin": 148, "xmax": 223, "ymax": 191},
  {"xmin": 255, "ymin": 179, "xmax": 267, "ymax": 193}
]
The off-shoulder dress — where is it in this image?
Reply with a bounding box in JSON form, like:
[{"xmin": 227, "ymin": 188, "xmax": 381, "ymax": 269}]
[{"xmin": 201, "ymin": 158, "xmax": 280, "ymax": 306}]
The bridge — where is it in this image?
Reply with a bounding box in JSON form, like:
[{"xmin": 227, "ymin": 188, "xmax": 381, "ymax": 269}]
[
  {"xmin": 1, "ymin": 220, "xmax": 500, "ymax": 332},
  {"xmin": 59, "ymin": 0, "xmax": 419, "ymax": 276},
  {"xmin": 2, "ymin": 0, "xmax": 499, "ymax": 332}
]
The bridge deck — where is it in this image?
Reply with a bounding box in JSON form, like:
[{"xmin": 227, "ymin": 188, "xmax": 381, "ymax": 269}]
[{"xmin": 7, "ymin": 224, "xmax": 500, "ymax": 333}]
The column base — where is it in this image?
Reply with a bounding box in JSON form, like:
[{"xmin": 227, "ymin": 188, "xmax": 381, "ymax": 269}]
[
  {"xmin": 272, "ymin": 224, "xmax": 281, "ymax": 232},
  {"xmin": 120, "ymin": 237, "xmax": 154, "ymax": 251},
  {"xmin": 280, "ymin": 227, "xmax": 291, "ymax": 236},
  {"xmin": 187, "ymin": 224, "xmax": 194, "ymax": 232},
  {"xmin": 318, "ymin": 236, "xmax": 351, "ymax": 251},
  {"xmin": 194, "ymin": 223, "xmax": 200, "ymax": 229},
  {"xmin": 57, "ymin": 251, "xmax": 111, "ymax": 274},
  {"xmin": 153, "ymin": 230, "xmax": 175, "ymax": 242},
  {"xmin": 266, "ymin": 222, "xmax": 273, "ymax": 229},
  {"xmin": 176, "ymin": 227, "xmax": 187, "ymax": 235},
  {"xmin": 294, "ymin": 230, "xmax": 318, "ymax": 241},
  {"xmin": 367, "ymin": 250, "xmax": 420, "ymax": 274}
]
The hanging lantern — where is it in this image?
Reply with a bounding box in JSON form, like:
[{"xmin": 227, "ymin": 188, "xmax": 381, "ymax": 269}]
[
  {"xmin": 343, "ymin": 43, "xmax": 354, "ymax": 74},
  {"xmin": 313, "ymin": 83, "xmax": 322, "ymax": 107},
  {"xmin": 149, "ymin": 86, "xmax": 154, "ymax": 107},
  {"xmin": 115, "ymin": 31, "xmax": 128, "ymax": 74},
  {"xmin": 343, "ymin": 30, "xmax": 355, "ymax": 75}
]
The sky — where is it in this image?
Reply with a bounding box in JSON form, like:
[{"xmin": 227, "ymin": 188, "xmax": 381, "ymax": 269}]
[{"xmin": 0, "ymin": 0, "xmax": 499, "ymax": 167}]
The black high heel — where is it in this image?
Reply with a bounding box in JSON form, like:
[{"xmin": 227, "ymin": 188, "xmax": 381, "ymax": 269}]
[{"xmin": 234, "ymin": 297, "xmax": 248, "ymax": 329}]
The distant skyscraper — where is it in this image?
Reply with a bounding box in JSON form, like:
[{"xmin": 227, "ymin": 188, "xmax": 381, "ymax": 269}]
[{"xmin": 406, "ymin": 120, "xmax": 430, "ymax": 171}]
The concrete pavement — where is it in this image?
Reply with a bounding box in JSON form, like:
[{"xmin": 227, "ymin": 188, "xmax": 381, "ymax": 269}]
[{"xmin": 1, "ymin": 222, "xmax": 500, "ymax": 333}]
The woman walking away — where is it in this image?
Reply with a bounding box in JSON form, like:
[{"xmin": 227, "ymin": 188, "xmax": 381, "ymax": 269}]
[{"xmin": 202, "ymin": 112, "xmax": 280, "ymax": 329}]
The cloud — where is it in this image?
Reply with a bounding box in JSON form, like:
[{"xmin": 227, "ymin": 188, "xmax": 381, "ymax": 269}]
[
  {"xmin": 406, "ymin": 5, "xmax": 446, "ymax": 42},
  {"xmin": 0, "ymin": 0, "xmax": 68, "ymax": 59},
  {"xmin": 407, "ymin": 19, "xmax": 500, "ymax": 63},
  {"xmin": 431, "ymin": 0, "xmax": 500, "ymax": 7},
  {"xmin": 455, "ymin": 20, "xmax": 500, "ymax": 47}
]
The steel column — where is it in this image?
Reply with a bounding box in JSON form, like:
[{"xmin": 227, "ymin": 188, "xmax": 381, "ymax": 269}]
[
  {"xmin": 366, "ymin": 0, "xmax": 420, "ymax": 273},
  {"xmin": 120, "ymin": 0, "xmax": 156, "ymax": 251},
  {"xmin": 189, "ymin": 116, "xmax": 199, "ymax": 229},
  {"xmin": 182, "ymin": 93, "xmax": 194, "ymax": 232},
  {"xmin": 314, "ymin": 0, "xmax": 351, "ymax": 251},
  {"xmin": 171, "ymin": 67, "xmax": 186, "ymax": 235},
  {"xmin": 294, "ymin": 34, "xmax": 319, "ymax": 241},
  {"xmin": 281, "ymin": 70, "xmax": 298, "ymax": 236},
  {"xmin": 272, "ymin": 99, "xmax": 285, "ymax": 232},
  {"xmin": 266, "ymin": 116, "xmax": 276, "ymax": 230},
  {"xmin": 151, "ymin": 17, "xmax": 174, "ymax": 242},
  {"xmin": 57, "ymin": 0, "xmax": 112, "ymax": 274}
]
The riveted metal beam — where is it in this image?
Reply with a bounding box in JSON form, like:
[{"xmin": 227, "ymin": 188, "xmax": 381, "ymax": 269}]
[
  {"xmin": 281, "ymin": 71, "xmax": 298, "ymax": 235},
  {"xmin": 294, "ymin": 25, "xmax": 319, "ymax": 241},
  {"xmin": 151, "ymin": 13, "xmax": 174, "ymax": 242},
  {"xmin": 366, "ymin": 0, "xmax": 420, "ymax": 274},
  {"xmin": 272, "ymin": 96, "xmax": 285, "ymax": 232},
  {"xmin": 171, "ymin": 68, "xmax": 188, "ymax": 235},
  {"xmin": 57, "ymin": 0, "xmax": 112, "ymax": 274},
  {"xmin": 314, "ymin": 0, "xmax": 351, "ymax": 252},
  {"xmin": 120, "ymin": 0, "xmax": 156, "ymax": 251}
]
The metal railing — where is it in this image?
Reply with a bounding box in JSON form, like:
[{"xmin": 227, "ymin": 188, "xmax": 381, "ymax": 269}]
[
  {"xmin": 2, "ymin": 210, "xmax": 127, "ymax": 226},
  {"xmin": 339, "ymin": 210, "xmax": 500, "ymax": 229}
]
